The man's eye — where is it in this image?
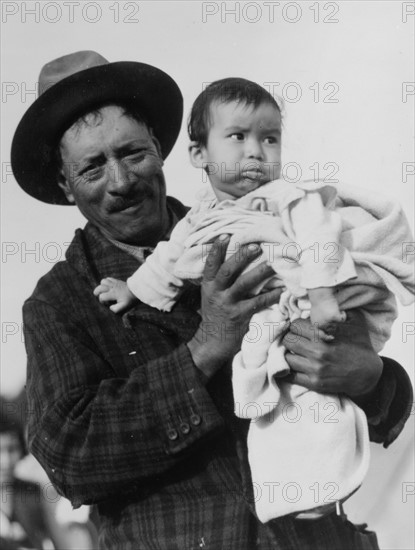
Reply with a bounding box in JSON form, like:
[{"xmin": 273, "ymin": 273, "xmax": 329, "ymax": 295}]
[
  {"xmin": 229, "ymin": 133, "xmax": 244, "ymax": 141},
  {"xmin": 126, "ymin": 149, "xmax": 146, "ymax": 159},
  {"xmin": 80, "ymin": 165, "xmax": 102, "ymax": 181}
]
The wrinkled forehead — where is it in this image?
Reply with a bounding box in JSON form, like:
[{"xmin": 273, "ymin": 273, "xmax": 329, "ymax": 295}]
[{"xmin": 63, "ymin": 104, "xmax": 149, "ymax": 140}]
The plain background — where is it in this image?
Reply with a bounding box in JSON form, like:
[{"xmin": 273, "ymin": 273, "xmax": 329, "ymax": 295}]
[{"xmin": 1, "ymin": 1, "xmax": 414, "ymax": 548}]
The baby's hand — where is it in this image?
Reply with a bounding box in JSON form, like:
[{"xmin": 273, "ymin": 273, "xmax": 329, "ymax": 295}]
[
  {"xmin": 93, "ymin": 277, "xmax": 138, "ymax": 313},
  {"xmin": 310, "ymin": 306, "xmax": 347, "ymax": 341},
  {"xmin": 308, "ymin": 287, "xmax": 346, "ymax": 341}
]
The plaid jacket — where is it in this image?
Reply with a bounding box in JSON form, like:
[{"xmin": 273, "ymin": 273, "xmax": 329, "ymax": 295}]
[{"xmin": 24, "ymin": 198, "xmax": 412, "ymax": 550}]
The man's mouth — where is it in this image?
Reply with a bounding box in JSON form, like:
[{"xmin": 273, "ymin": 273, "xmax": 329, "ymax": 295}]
[
  {"xmin": 109, "ymin": 193, "xmax": 153, "ymax": 214},
  {"xmin": 109, "ymin": 201, "xmax": 139, "ymax": 214}
]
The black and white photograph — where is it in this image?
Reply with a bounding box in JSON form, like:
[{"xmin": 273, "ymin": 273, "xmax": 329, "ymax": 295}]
[{"xmin": 1, "ymin": 1, "xmax": 414, "ymax": 549}]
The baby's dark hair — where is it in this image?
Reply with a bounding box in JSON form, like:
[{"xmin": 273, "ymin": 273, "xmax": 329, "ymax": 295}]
[{"xmin": 188, "ymin": 77, "xmax": 281, "ymax": 147}]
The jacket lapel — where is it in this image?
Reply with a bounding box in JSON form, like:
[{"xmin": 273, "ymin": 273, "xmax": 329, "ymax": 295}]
[{"xmin": 64, "ymin": 198, "xmax": 200, "ymax": 342}]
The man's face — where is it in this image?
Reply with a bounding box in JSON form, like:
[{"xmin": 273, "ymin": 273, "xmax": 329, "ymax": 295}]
[
  {"xmin": 59, "ymin": 105, "xmax": 169, "ymax": 246},
  {"xmin": 196, "ymin": 100, "xmax": 282, "ymax": 201}
]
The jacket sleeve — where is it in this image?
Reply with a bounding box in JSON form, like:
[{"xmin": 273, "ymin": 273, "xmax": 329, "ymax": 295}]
[
  {"xmin": 23, "ymin": 297, "xmax": 226, "ymax": 508},
  {"xmin": 363, "ymin": 356, "xmax": 413, "ymax": 448}
]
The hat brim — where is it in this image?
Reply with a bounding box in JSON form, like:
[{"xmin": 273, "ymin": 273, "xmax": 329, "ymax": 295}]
[{"xmin": 11, "ymin": 61, "xmax": 183, "ymax": 205}]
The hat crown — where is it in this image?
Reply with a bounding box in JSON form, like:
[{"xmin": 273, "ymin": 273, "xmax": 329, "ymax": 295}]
[
  {"xmin": 39, "ymin": 50, "xmax": 109, "ymax": 96},
  {"xmin": 12, "ymin": 52, "xmax": 183, "ymax": 204}
]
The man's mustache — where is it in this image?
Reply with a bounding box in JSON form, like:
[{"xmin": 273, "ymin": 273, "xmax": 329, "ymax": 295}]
[{"xmin": 107, "ymin": 186, "xmax": 155, "ymax": 213}]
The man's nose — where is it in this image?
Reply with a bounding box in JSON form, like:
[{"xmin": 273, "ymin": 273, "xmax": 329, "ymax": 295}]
[{"xmin": 107, "ymin": 160, "xmax": 136, "ymax": 195}]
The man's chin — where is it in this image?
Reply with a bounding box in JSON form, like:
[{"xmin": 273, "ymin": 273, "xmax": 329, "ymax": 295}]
[{"xmin": 99, "ymin": 196, "xmax": 168, "ymax": 245}]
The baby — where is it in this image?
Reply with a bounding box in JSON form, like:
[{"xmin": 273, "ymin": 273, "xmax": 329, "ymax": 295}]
[
  {"xmin": 94, "ymin": 78, "xmax": 414, "ymax": 522},
  {"xmin": 95, "ymin": 78, "xmax": 346, "ymax": 331}
]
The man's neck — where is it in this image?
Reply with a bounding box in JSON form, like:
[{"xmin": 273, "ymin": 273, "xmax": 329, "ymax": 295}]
[{"xmin": 101, "ymin": 201, "xmax": 179, "ymax": 259}]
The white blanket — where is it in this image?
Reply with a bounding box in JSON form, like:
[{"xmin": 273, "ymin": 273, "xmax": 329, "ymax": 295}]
[
  {"xmin": 128, "ymin": 179, "xmax": 414, "ymax": 521},
  {"xmin": 173, "ymin": 180, "xmax": 414, "ymax": 520}
]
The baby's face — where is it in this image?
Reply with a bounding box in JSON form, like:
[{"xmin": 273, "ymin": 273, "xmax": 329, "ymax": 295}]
[{"xmin": 201, "ymin": 100, "xmax": 281, "ymax": 201}]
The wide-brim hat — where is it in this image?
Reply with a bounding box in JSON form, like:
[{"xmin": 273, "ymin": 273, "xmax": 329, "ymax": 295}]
[{"xmin": 11, "ymin": 51, "xmax": 183, "ymax": 205}]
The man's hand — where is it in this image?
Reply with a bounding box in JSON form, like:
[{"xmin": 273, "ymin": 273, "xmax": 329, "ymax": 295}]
[
  {"xmin": 282, "ymin": 309, "xmax": 383, "ymax": 401},
  {"xmin": 187, "ymin": 236, "xmax": 282, "ymax": 379},
  {"xmin": 94, "ymin": 277, "xmax": 138, "ymax": 314}
]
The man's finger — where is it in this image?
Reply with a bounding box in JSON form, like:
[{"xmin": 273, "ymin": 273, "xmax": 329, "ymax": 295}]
[
  {"xmin": 243, "ymin": 288, "xmax": 283, "ymax": 317},
  {"xmin": 283, "ymin": 317, "xmax": 331, "ymax": 349},
  {"xmin": 284, "ymin": 350, "xmax": 315, "ymax": 373},
  {"xmin": 282, "ymin": 328, "xmax": 311, "ymax": 356},
  {"xmin": 339, "ymin": 308, "xmax": 366, "ymax": 333},
  {"xmin": 216, "ymin": 243, "xmax": 264, "ymax": 292},
  {"xmin": 231, "ymin": 260, "xmax": 275, "ymax": 299},
  {"xmin": 286, "ymin": 318, "xmax": 317, "ymax": 343},
  {"xmin": 213, "ymin": 243, "xmax": 263, "ymax": 290},
  {"xmin": 202, "ymin": 235, "xmax": 230, "ymax": 283},
  {"xmin": 284, "ymin": 370, "xmax": 320, "ymax": 391}
]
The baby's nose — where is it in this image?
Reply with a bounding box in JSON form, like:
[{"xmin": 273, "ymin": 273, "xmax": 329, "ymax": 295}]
[{"xmin": 246, "ymin": 139, "xmax": 264, "ymax": 159}]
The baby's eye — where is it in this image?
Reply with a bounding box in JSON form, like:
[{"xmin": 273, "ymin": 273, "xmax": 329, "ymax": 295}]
[
  {"xmin": 264, "ymin": 136, "xmax": 278, "ymax": 144},
  {"xmin": 229, "ymin": 133, "xmax": 244, "ymax": 141}
]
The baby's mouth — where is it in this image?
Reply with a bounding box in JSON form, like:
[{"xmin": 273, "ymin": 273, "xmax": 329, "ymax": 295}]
[{"xmin": 240, "ymin": 169, "xmax": 268, "ymax": 184}]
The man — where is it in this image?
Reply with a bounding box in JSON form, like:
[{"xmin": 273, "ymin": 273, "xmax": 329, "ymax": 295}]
[{"xmin": 12, "ymin": 51, "xmax": 412, "ymax": 549}]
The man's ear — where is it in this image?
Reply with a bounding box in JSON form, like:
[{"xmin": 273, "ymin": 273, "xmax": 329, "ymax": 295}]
[
  {"xmin": 57, "ymin": 172, "xmax": 76, "ymax": 204},
  {"xmin": 148, "ymin": 128, "xmax": 164, "ymax": 164},
  {"xmin": 188, "ymin": 141, "xmax": 206, "ymax": 169}
]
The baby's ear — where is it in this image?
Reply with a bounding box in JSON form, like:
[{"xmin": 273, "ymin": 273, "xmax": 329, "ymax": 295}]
[{"xmin": 188, "ymin": 141, "xmax": 205, "ymax": 168}]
